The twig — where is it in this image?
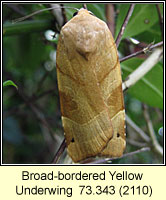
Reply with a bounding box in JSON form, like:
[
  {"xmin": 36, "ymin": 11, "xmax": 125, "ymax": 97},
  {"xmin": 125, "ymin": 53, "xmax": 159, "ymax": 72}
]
[
  {"xmin": 120, "ymin": 41, "xmax": 163, "ymax": 62},
  {"xmin": 105, "ymin": 4, "xmax": 115, "ymax": 36},
  {"xmin": 83, "ymin": 4, "xmax": 87, "ymax": 9},
  {"xmin": 143, "ymin": 104, "xmax": 163, "ymax": 156},
  {"xmin": 17, "ymin": 88, "xmax": 58, "ymax": 142},
  {"xmin": 156, "ymin": 4, "xmax": 163, "ymax": 37},
  {"xmin": 4, "ymin": 88, "xmax": 56, "ymax": 118},
  {"xmin": 52, "ymin": 138, "xmax": 66, "ymax": 164},
  {"xmin": 84, "ymin": 147, "xmax": 150, "ymax": 164},
  {"xmin": 154, "ymin": 108, "xmax": 163, "ymax": 121},
  {"xmin": 126, "ymin": 115, "xmax": 150, "ymax": 142},
  {"xmin": 50, "ymin": 4, "xmax": 64, "ymax": 28},
  {"xmin": 6, "ymin": 4, "xmax": 25, "ymax": 16},
  {"xmin": 127, "ymin": 138, "xmax": 147, "ymax": 147},
  {"xmin": 122, "ymin": 47, "xmax": 163, "ymax": 91},
  {"xmin": 115, "ymin": 4, "xmax": 135, "ymax": 48},
  {"xmin": 36, "ymin": 71, "xmax": 49, "ymax": 93},
  {"xmin": 60, "ymin": 3, "xmax": 67, "ymax": 24},
  {"xmin": 12, "ymin": 6, "xmax": 78, "ymax": 24},
  {"xmin": 34, "ymin": 88, "xmax": 57, "ymax": 100}
]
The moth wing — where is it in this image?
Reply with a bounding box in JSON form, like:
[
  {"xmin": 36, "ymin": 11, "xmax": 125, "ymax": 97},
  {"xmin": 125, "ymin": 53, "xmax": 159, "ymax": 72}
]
[{"xmin": 56, "ymin": 9, "xmax": 126, "ymax": 162}]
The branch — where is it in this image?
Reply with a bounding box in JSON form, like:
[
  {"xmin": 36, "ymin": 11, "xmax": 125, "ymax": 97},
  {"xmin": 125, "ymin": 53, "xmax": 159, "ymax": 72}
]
[
  {"xmin": 35, "ymin": 71, "xmax": 50, "ymax": 93},
  {"xmin": 52, "ymin": 138, "xmax": 66, "ymax": 164},
  {"xmin": 122, "ymin": 47, "xmax": 163, "ymax": 91},
  {"xmin": 50, "ymin": 4, "xmax": 64, "ymax": 27},
  {"xmin": 6, "ymin": 4, "xmax": 25, "ymax": 16},
  {"xmin": 83, "ymin": 4, "xmax": 87, "ymax": 9},
  {"xmin": 60, "ymin": 3, "xmax": 68, "ymax": 24},
  {"xmin": 4, "ymin": 88, "xmax": 56, "ymax": 118},
  {"xmin": 126, "ymin": 115, "xmax": 150, "ymax": 142},
  {"xmin": 17, "ymin": 88, "xmax": 58, "ymax": 142},
  {"xmin": 105, "ymin": 4, "xmax": 115, "ymax": 36},
  {"xmin": 120, "ymin": 41, "xmax": 163, "ymax": 62},
  {"xmin": 156, "ymin": 4, "xmax": 163, "ymax": 37},
  {"xmin": 115, "ymin": 4, "xmax": 135, "ymax": 48},
  {"xmin": 82, "ymin": 147, "xmax": 150, "ymax": 164},
  {"xmin": 143, "ymin": 104, "xmax": 163, "ymax": 156},
  {"xmin": 127, "ymin": 138, "xmax": 147, "ymax": 147}
]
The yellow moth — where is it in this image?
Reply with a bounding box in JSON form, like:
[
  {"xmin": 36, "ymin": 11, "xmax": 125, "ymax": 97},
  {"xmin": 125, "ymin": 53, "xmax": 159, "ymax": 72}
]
[{"xmin": 56, "ymin": 8, "xmax": 126, "ymax": 162}]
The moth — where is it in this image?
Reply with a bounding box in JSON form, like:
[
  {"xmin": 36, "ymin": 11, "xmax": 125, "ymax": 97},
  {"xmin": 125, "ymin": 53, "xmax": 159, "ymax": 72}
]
[{"xmin": 56, "ymin": 8, "xmax": 126, "ymax": 162}]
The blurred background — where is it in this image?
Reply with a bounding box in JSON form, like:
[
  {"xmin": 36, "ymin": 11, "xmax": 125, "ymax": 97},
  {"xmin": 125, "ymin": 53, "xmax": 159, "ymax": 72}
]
[{"xmin": 3, "ymin": 3, "xmax": 163, "ymax": 164}]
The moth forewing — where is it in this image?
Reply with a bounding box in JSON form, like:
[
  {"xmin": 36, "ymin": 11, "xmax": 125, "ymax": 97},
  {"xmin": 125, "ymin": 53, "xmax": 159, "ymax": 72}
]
[{"xmin": 56, "ymin": 8, "xmax": 126, "ymax": 162}]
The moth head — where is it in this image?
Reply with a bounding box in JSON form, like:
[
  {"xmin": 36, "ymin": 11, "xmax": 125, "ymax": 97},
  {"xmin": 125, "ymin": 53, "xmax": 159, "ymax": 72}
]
[{"xmin": 73, "ymin": 8, "xmax": 95, "ymax": 17}]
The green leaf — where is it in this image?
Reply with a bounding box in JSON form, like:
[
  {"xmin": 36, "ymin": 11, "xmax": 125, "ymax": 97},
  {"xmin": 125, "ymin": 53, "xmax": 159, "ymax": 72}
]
[
  {"xmin": 65, "ymin": 3, "xmax": 82, "ymax": 19},
  {"xmin": 134, "ymin": 22, "xmax": 162, "ymax": 43},
  {"xmin": 3, "ymin": 20, "xmax": 53, "ymax": 36},
  {"xmin": 3, "ymin": 80, "xmax": 18, "ymax": 89},
  {"xmin": 86, "ymin": 4, "xmax": 106, "ymax": 21},
  {"xmin": 121, "ymin": 58, "xmax": 163, "ymax": 109},
  {"xmin": 3, "ymin": 33, "xmax": 52, "ymax": 79},
  {"xmin": 115, "ymin": 4, "xmax": 161, "ymax": 40}
]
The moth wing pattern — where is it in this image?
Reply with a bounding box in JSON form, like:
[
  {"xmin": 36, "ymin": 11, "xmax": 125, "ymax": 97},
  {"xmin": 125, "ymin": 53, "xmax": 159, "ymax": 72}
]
[{"xmin": 56, "ymin": 9, "xmax": 126, "ymax": 162}]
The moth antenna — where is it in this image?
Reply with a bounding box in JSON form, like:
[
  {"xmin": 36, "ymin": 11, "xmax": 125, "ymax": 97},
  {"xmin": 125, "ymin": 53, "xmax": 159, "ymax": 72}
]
[{"xmin": 12, "ymin": 6, "xmax": 79, "ymax": 24}]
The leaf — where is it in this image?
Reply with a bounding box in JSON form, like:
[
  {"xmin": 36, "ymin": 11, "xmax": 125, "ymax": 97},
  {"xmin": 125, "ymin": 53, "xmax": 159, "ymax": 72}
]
[
  {"xmin": 3, "ymin": 80, "xmax": 18, "ymax": 89},
  {"xmin": 121, "ymin": 58, "xmax": 163, "ymax": 109},
  {"xmin": 134, "ymin": 22, "xmax": 162, "ymax": 43},
  {"xmin": 86, "ymin": 4, "xmax": 106, "ymax": 21},
  {"xmin": 3, "ymin": 33, "xmax": 52, "ymax": 79},
  {"xmin": 115, "ymin": 4, "xmax": 161, "ymax": 40}
]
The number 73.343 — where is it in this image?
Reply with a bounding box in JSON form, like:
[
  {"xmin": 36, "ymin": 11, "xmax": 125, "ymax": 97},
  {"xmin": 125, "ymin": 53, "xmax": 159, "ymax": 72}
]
[{"xmin": 79, "ymin": 185, "xmax": 115, "ymax": 195}]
